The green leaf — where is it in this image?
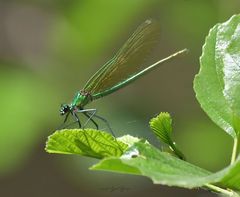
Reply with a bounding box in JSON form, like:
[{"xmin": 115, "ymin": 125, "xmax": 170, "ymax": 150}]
[
  {"xmin": 91, "ymin": 142, "xmax": 213, "ymax": 188},
  {"xmin": 194, "ymin": 14, "xmax": 240, "ymax": 138},
  {"xmin": 117, "ymin": 135, "xmax": 142, "ymax": 146},
  {"xmin": 220, "ymin": 155, "xmax": 240, "ymax": 190},
  {"xmin": 217, "ymin": 16, "xmax": 240, "ymax": 121},
  {"xmin": 149, "ymin": 112, "xmax": 172, "ymax": 145},
  {"xmin": 91, "ymin": 141, "xmax": 240, "ymax": 190},
  {"xmin": 150, "ymin": 112, "xmax": 185, "ymax": 160},
  {"xmin": 45, "ymin": 129, "xmax": 128, "ymax": 159},
  {"xmin": 46, "ymin": 129, "xmax": 240, "ymax": 191}
]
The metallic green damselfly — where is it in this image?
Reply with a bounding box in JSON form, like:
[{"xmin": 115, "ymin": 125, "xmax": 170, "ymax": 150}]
[{"xmin": 60, "ymin": 19, "xmax": 187, "ymax": 134}]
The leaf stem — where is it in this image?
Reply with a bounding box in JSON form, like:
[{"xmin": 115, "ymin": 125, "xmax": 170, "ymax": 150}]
[
  {"xmin": 231, "ymin": 138, "xmax": 239, "ymax": 165},
  {"xmin": 205, "ymin": 183, "xmax": 237, "ymax": 196},
  {"xmin": 170, "ymin": 142, "xmax": 186, "ymax": 160}
]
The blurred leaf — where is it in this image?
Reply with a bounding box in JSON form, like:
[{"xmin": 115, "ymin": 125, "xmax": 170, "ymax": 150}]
[
  {"xmin": 45, "ymin": 129, "xmax": 128, "ymax": 159},
  {"xmin": 0, "ymin": 68, "xmax": 58, "ymax": 175},
  {"xmin": 164, "ymin": 1, "xmax": 217, "ymax": 49},
  {"xmin": 176, "ymin": 118, "xmax": 232, "ymax": 171},
  {"xmin": 51, "ymin": 0, "xmax": 156, "ymax": 64},
  {"xmin": 91, "ymin": 141, "xmax": 240, "ymax": 191},
  {"xmin": 194, "ymin": 14, "xmax": 240, "ymax": 138}
]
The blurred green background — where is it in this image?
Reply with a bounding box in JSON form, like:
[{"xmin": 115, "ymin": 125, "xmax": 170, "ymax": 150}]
[{"xmin": 0, "ymin": 0, "xmax": 239, "ymax": 196}]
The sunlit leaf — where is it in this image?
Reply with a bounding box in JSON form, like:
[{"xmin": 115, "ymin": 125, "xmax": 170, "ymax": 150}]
[
  {"xmin": 45, "ymin": 129, "xmax": 128, "ymax": 159},
  {"xmin": 150, "ymin": 112, "xmax": 172, "ymax": 145},
  {"xmin": 150, "ymin": 112, "xmax": 185, "ymax": 160},
  {"xmin": 91, "ymin": 141, "xmax": 240, "ymax": 191},
  {"xmin": 117, "ymin": 135, "xmax": 142, "ymax": 146},
  {"xmin": 194, "ymin": 14, "xmax": 240, "ymax": 138}
]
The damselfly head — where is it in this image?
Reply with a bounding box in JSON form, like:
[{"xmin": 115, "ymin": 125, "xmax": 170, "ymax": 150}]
[{"xmin": 60, "ymin": 104, "xmax": 70, "ymax": 115}]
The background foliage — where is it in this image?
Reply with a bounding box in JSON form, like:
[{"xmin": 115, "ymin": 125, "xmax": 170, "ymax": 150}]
[{"xmin": 0, "ymin": 1, "xmax": 240, "ymax": 196}]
